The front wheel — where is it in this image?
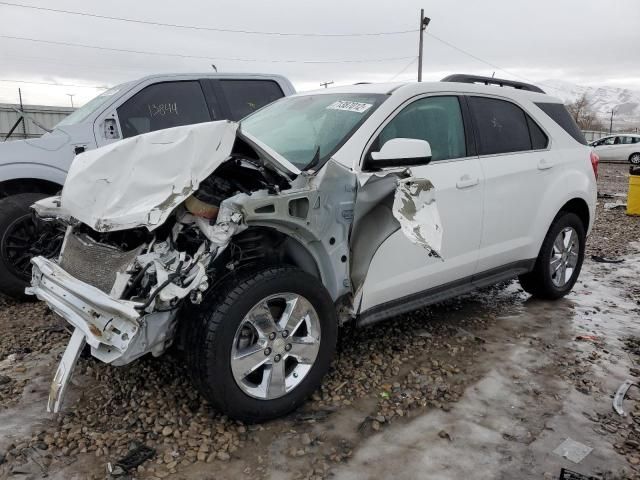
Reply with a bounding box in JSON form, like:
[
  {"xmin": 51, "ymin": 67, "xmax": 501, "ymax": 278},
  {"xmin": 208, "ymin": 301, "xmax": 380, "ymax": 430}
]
[
  {"xmin": 183, "ymin": 266, "xmax": 338, "ymax": 422},
  {"xmin": 518, "ymin": 212, "xmax": 585, "ymax": 300}
]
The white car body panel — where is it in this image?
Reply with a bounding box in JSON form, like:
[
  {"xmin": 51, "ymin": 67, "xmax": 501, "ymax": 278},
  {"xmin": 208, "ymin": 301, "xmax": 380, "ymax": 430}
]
[{"xmin": 360, "ymin": 157, "xmax": 483, "ymax": 311}]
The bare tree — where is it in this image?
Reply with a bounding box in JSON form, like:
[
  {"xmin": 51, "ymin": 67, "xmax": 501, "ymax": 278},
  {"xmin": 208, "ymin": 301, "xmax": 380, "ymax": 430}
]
[{"xmin": 566, "ymin": 93, "xmax": 604, "ymax": 130}]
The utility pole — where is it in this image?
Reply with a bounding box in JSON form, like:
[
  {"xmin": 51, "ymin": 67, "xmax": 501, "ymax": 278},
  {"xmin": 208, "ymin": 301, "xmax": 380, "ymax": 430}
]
[
  {"xmin": 417, "ymin": 9, "xmax": 431, "ymax": 82},
  {"xmin": 609, "ymin": 107, "xmax": 616, "ymax": 134},
  {"xmin": 18, "ymin": 88, "xmax": 26, "ymax": 139},
  {"xmin": 320, "ymin": 81, "xmax": 334, "ymax": 89},
  {"xmin": 66, "ymin": 94, "xmax": 75, "ymax": 108}
]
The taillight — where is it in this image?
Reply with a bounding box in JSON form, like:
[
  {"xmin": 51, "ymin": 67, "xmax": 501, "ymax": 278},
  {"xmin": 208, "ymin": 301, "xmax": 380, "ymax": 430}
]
[{"xmin": 590, "ymin": 151, "xmax": 599, "ymax": 179}]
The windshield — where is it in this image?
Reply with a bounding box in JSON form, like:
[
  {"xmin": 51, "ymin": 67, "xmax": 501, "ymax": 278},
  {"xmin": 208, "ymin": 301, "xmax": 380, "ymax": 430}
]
[
  {"xmin": 55, "ymin": 84, "xmax": 127, "ymax": 127},
  {"xmin": 240, "ymin": 93, "xmax": 386, "ymax": 169}
]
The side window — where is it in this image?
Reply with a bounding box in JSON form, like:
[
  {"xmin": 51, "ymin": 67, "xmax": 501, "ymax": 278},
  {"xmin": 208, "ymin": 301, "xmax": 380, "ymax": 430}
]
[
  {"xmin": 468, "ymin": 97, "xmax": 535, "ymax": 155},
  {"xmin": 526, "ymin": 116, "xmax": 549, "ymax": 150},
  {"xmin": 117, "ymin": 81, "xmax": 211, "ymax": 139},
  {"xmin": 621, "ymin": 136, "xmax": 636, "ymax": 145},
  {"xmin": 602, "ymin": 137, "xmax": 615, "ymax": 145},
  {"xmin": 218, "ymin": 80, "xmax": 284, "ymax": 121},
  {"xmin": 634, "ymin": 137, "xmax": 640, "ymax": 144},
  {"xmin": 377, "ymin": 96, "xmax": 467, "ymax": 162}
]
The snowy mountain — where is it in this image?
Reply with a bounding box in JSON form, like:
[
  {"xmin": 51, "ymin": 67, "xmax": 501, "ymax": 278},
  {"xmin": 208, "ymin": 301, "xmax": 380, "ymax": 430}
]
[{"xmin": 542, "ymin": 79, "xmax": 640, "ymax": 130}]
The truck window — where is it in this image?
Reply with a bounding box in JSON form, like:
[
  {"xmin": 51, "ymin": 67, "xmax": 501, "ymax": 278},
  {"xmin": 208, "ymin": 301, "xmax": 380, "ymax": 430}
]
[
  {"xmin": 117, "ymin": 81, "xmax": 211, "ymax": 138},
  {"xmin": 218, "ymin": 80, "xmax": 284, "ymax": 121}
]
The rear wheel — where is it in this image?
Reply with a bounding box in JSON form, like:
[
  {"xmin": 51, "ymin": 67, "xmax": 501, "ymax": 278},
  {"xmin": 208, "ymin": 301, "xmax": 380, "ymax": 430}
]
[
  {"xmin": 518, "ymin": 212, "xmax": 585, "ymax": 299},
  {"xmin": 0, "ymin": 193, "xmax": 64, "ymax": 300},
  {"xmin": 183, "ymin": 265, "xmax": 338, "ymax": 422},
  {"xmin": 630, "ymin": 153, "xmax": 640, "ymax": 165}
]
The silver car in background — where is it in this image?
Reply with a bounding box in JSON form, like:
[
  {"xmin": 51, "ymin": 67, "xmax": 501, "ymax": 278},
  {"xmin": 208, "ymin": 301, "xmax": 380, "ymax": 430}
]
[{"xmin": 590, "ymin": 134, "xmax": 640, "ymax": 164}]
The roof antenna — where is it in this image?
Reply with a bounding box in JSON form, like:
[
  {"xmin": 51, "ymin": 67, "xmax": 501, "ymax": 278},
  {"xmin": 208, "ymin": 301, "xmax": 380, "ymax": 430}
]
[{"xmin": 211, "ymin": 64, "xmax": 218, "ymax": 72}]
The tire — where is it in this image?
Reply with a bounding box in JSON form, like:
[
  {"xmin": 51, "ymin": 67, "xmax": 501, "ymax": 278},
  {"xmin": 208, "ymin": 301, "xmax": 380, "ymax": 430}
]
[
  {"xmin": 183, "ymin": 265, "xmax": 338, "ymax": 422},
  {"xmin": 630, "ymin": 153, "xmax": 640, "ymax": 165},
  {"xmin": 518, "ymin": 212, "xmax": 585, "ymax": 300},
  {"xmin": 0, "ymin": 193, "xmax": 57, "ymax": 300}
]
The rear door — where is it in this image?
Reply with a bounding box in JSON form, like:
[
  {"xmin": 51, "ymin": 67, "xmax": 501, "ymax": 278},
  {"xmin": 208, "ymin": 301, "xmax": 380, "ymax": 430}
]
[
  {"xmin": 467, "ymin": 95, "xmax": 552, "ymax": 273},
  {"xmin": 207, "ymin": 79, "xmax": 285, "ymax": 121},
  {"xmin": 358, "ymin": 95, "xmax": 484, "ymax": 312}
]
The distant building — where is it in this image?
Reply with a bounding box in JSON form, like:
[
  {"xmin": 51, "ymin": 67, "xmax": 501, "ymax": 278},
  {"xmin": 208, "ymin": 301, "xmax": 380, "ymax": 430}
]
[{"xmin": 0, "ymin": 103, "xmax": 75, "ymax": 141}]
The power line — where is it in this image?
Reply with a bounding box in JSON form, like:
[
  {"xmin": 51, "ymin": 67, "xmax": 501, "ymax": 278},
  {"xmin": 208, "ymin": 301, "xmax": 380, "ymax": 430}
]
[
  {"xmin": 0, "ymin": 78, "xmax": 108, "ymax": 89},
  {"xmin": 388, "ymin": 57, "xmax": 418, "ymax": 82},
  {"xmin": 426, "ymin": 32, "xmax": 559, "ymax": 93},
  {"xmin": 0, "ymin": 34, "xmax": 415, "ymax": 64},
  {"xmin": 0, "ymin": 1, "xmax": 417, "ymax": 37}
]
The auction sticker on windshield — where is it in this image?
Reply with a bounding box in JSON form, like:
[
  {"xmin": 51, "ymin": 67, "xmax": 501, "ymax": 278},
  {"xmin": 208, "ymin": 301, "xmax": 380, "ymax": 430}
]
[{"xmin": 327, "ymin": 101, "xmax": 373, "ymax": 113}]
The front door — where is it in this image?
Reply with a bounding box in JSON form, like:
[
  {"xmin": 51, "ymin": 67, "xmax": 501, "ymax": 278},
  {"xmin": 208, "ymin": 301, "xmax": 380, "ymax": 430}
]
[{"xmin": 357, "ymin": 95, "xmax": 484, "ymax": 313}]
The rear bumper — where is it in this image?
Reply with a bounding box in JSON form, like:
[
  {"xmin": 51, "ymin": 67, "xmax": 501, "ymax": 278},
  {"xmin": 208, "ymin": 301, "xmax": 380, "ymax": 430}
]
[{"xmin": 27, "ymin": 256, "xmax": 142, "ymax": 364}]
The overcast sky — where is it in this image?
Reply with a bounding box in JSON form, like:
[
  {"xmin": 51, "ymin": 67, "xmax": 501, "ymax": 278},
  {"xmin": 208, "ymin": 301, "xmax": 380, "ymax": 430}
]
[{"xmin": 0, "ymin": 0, "xmax": 639, "ymax": 107}]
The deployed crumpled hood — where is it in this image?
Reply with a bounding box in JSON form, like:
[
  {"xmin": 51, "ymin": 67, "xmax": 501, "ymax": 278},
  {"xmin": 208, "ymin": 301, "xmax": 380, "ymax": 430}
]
[{"xmin": 60, "ymin": 121, "xmax": 296, "ymax": 232}]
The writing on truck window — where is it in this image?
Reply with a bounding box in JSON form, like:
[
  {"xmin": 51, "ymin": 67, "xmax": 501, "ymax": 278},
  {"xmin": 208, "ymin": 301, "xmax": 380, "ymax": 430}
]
[{"xmin": 148, "ymin": 103, "xmax": 179, "ymax": 117}]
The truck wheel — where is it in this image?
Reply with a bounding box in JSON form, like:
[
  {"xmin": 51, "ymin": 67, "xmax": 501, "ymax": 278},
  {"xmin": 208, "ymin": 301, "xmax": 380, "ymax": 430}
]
[
  {"xmin": 518, "ymin": 212, "xmax": 585, "ymax": 300},
  {"xmin": 0, "ymin": 193, "xmax": 64, "ymax": 300},
  {"xmin": 184, "ymin": 265, "xmax": 338, "ymax": 423}
]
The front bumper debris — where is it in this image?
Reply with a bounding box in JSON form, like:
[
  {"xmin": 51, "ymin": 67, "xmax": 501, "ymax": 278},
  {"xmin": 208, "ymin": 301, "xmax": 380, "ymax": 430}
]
[
  {"xmin": 28, "ymin": 256, "xmax": 177, "ymax": 412},
  {"xmin": 48, "ymin": 328, "xmax": 85, "ymax": 413},
  {"xmin": 28, "ymin": 256, "xmax": 141, "ymax": 361}
]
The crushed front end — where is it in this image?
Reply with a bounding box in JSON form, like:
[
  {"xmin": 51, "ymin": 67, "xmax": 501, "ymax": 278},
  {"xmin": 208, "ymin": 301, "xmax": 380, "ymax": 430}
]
[{"xmin": 27, "ymin": 121, "xmax": 294, "ymax": 412}]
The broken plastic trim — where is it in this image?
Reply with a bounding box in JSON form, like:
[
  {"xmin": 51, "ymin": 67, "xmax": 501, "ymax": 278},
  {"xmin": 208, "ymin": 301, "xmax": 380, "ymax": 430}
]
[{"xmin": 613, "ymin": 379, "xmax": 636, "ymax": 416}]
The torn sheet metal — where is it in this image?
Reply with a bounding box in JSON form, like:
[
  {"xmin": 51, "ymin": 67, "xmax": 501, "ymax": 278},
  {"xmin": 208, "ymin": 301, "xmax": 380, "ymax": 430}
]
[
  {"xmin": 62, "ymin": 121, "xmax": 239, "ymax": 232},
  {"xmin": 392, "ymin": 177, "xmax": 443, "ymax": 258},
  {"xmin": 613, "ymin": 379, "xmax": 636, "ymax": 416}
]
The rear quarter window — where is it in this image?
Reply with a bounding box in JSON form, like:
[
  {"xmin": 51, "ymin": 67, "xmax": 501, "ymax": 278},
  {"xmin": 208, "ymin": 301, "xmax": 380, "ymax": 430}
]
[{"xmin": 535, "ymin": 102, "xmax": 587, "ymax": 145}]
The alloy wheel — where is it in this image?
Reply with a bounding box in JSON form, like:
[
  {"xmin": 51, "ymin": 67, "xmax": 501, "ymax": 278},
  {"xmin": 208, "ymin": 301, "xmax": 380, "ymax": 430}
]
[
  {"xmin": 549, "ymin": 226, "xmax": 579, "ymax": 288},
  {"xmin": 230, "ymin": 293, "xmax": 321, "ymax": 400}
]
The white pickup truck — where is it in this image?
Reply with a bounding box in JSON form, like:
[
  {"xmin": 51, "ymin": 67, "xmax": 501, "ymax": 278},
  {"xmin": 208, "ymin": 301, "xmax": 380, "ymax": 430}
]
[{"xmin": 0, "ymin": 73, "xmax": 295, "ymax": 298}]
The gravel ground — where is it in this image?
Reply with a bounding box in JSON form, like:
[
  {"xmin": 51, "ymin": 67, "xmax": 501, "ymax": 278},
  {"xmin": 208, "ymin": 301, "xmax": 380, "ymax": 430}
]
[
  {"xmin": 0, "ymin": 162, "xmax": 638, "ymax": 479},
  {"xmin": 587, "ymin": 162, "xmax": 639, "ymax": 257}
]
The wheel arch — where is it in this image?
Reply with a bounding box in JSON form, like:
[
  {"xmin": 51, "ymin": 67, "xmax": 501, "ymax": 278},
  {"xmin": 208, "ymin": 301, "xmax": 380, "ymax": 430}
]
[
  {"xmin": 231, "ymin": 226, "xmax": 334, "ymax": 297},
  {"xmin": 559, "ymin": 197, "xmax": 590, "ymax": 231},
  {"xmin": 0, "ymin": 178, "xmax": 62, "ymax": 198}
]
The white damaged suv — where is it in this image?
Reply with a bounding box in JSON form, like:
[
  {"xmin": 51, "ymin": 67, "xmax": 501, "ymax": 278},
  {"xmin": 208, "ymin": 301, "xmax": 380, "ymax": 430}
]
[{"xmin": 29, "ymin": 74, "xmax": 598, "ymax": 422}]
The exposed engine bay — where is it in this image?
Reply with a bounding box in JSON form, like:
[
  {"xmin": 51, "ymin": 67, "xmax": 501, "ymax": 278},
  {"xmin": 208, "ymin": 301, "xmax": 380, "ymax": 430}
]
[{"xmin": 27, "ymin": 120, "xmax": 442, "ymax": 413}]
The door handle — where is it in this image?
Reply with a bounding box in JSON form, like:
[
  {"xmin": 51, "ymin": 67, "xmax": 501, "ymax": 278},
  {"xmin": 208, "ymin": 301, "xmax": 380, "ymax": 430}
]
[
  {"xmin": 537, "ymin": 158, "xmax": 554, "ymax": 170},
  {"xmin": 456, "ymin": 175, "xmax": 479, "ymax": 189}
]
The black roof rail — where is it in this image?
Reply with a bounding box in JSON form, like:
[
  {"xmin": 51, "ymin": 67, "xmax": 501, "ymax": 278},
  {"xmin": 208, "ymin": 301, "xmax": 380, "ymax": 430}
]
[{"xmin": 440, "ymin": 74, "xmax": 545, "ymax": 94}]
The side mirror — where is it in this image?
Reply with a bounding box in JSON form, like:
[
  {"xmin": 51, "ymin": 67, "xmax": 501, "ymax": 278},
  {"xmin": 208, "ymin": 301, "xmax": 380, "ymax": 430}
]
[{"xmin": 369, "ymin": 138, "xmax": 432, "ymax": 168}]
